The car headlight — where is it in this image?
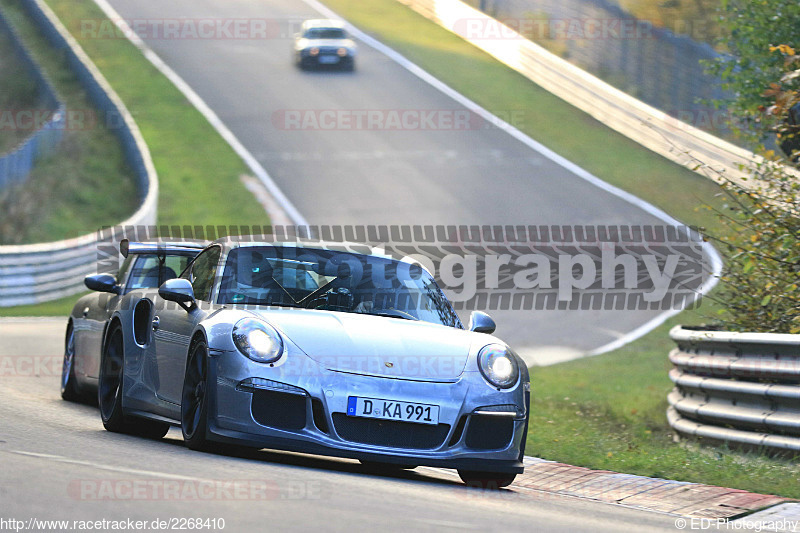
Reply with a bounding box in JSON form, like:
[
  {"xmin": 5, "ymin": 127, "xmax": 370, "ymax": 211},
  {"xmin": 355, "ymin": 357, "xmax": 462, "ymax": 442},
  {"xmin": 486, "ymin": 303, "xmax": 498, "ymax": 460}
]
[
  {"xmin": 309, "ymin": 47, "xmax": 319, "ymax": 56},
  {"xmin": 337, "ymin": 47, "xmax": 348, "ymax": 57},
  {"xmin": 477, "ymin": 344, "xmax": 519, "ymax": 389},
  {"xmin": 232, "ymin": 318, "xmax": 283, "ymax": 364}
]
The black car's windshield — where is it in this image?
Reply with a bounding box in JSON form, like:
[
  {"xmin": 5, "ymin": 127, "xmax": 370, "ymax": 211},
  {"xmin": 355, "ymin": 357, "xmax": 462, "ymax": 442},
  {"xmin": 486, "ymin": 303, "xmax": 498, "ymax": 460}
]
[
  {"xmin": 218, "ymin": 246, "xmax": 462, "ymax": 328},
  {"xmin": 304, "ymin": 27, "xmax": 347, "ymax": 40}
]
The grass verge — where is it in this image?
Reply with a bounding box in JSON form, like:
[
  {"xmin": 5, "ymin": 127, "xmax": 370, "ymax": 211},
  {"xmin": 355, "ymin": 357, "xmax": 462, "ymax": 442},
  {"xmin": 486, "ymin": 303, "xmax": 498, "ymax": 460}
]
[
  {"xmin": 529, "ymin": 310, "xmax": 800, "ymax": 499},
  {"xmin": 0, "ymin": 22, "xmax": 47, "ymax": 152},
  {"xmin": 320, "ymin": 0, "xmax": 800, "ymax": 497},
  {"xmin": 0, "ymin": 0, "xmax": 269, "ymax": 314},
  {"xmin": 0, "ymin": 0, "xmax": 138, "ymax": 244},
  {"xmin": 43, "ymin": 0, "xmax": 268, "ymax": 227}
]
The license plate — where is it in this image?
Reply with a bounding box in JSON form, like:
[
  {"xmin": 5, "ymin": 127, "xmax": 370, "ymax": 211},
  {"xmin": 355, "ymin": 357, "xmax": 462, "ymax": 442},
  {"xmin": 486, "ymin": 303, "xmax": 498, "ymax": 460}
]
[
  {"xmin": 318, "ymin": 55, "xmax": 339, "ymax": 64},
  {"xmin": 347, "ymin": 396, "xmax": 439, "ymax": 425}
]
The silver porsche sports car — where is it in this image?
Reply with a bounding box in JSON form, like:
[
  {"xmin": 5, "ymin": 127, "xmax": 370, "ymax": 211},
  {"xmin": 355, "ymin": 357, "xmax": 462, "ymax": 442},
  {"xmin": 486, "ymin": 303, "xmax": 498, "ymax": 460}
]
[
  {"xmin": 62, "ymin": 240, "xmax": 203, "ymax": 402},
  {"xmin": 294, "ymin": 19, "xmax": 357, "ymax": 71},
  {"xmin": 98, "ymin": 239, "xmax": 530, "ymax": 487}
]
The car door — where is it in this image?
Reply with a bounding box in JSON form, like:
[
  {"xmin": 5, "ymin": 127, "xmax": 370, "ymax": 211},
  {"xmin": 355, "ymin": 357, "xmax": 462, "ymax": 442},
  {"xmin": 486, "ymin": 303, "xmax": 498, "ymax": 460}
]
[
  {"xmin": 75, "ymin": 254, "xmax": 136, "ymax": 379},
  {"xmin": 153, "ymin": 245, "xmax": 221, "ymax": 406}
]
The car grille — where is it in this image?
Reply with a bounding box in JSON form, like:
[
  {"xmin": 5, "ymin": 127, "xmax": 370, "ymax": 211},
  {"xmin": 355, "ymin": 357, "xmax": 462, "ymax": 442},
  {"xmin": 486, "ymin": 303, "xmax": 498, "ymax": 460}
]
[
  {"xmin": 332, "ymin": 414, "xmax": 450, "ymax": 449},
  {"xmin": 464, "ymin": 415, "xmax": 514, "ymax": 450},
  {"xmin": 251, "ymin": 389, "xmax": 307, "ymax": 430}
]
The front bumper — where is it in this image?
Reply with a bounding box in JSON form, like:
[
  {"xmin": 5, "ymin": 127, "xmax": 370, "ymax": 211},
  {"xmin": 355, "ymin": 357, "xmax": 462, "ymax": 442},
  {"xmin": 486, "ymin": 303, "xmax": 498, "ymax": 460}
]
[
  {"xmin": 298, "ymin": 49, "xmax": 354, "ymax": 67},
  {"xmin": 206, "ymin": 350, "xmax": 528, "ymax": 474}
]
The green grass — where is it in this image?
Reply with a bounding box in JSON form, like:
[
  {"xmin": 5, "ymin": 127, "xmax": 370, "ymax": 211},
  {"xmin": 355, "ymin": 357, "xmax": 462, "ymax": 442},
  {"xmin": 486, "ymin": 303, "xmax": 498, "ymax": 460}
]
[
  {"xmin": 1, "ymin": 0, "xmax": 270, "ymax": 313},
  {"xmin": 0, "ymin": 0, "xmax": 138, "ymax": 244},
  {"xmin": 527, "ymin": 304, "xmax": 800, "ymax": 499},
  {"xmin": 321, "ymin": 0, "xmax": 800, "ymax": 498},
  {"xmin": 0, "ymin": 292, "xmax": 85, "ymax": 317},
  {"xmin": 43, "ymin": 0, "xmax": 268, "ymax": 228},
  {"xmin": 0, "ymin": 24, "xmax": 47, "ymax": 152}
]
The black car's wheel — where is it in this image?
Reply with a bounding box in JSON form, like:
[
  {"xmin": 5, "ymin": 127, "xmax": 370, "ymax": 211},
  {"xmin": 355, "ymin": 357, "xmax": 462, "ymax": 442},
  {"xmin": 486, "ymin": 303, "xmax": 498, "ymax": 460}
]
[
  {"xmin": 99, "ymin": 323, "xmax": 169, "ymax": 439},
  {"xmin": 182, "ymin": 339, "xmax": 214, "ymax": 451},
  {"xmin": 60, "ymin": 324, "xmax": 82, "ymax": 402},
  {"xmin": 458, "ymin": 470, "xmax": 517, "ymax": 489}
]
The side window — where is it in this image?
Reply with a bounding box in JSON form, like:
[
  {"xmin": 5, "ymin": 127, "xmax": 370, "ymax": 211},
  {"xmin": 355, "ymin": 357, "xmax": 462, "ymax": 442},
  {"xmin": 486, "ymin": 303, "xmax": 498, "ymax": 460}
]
[
  {"xmin": 187, "ymin": 247, "xmax": 221, "ymax": 302},
  {"xmin": 117, "ymin": 255, "xmax": 135, "ymax": 288},
  {"xmin": 126, "ymin": 255, "xmax": 161, "ymax": 290},
  {"xmin": 164, "ymin": 255, "xmax": 192, "ymax": 279}
]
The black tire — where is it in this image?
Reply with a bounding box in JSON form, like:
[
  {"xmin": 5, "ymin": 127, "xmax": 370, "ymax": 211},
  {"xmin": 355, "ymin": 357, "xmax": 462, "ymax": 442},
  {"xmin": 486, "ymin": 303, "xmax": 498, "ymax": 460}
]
[
  {"xmin": 458, "ymin": 470, "xmax": 516, "ymax": 489},
  {"xmin": 60, "ymin": 324, "xmax": 82, "ymax": 402},
  {"xmin": 181, "ymin": 339, "xmax": 214, "ymax": 451},
  {"xmin": 359, "ymin": 460, "xmax": 417, "ymax": 473},
  {"xmin": 99, "ymin": 323, "xmax": 169, "ymax": 439}
]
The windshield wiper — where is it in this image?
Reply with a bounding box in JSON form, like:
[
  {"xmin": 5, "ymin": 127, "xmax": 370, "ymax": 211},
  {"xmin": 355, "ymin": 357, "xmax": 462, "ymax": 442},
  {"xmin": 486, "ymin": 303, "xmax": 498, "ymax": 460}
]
[
  {"xmin": 233, "ymin": 301, "xmax": 304, "ymax": 308},
  {"xmin": 367, "ymin": 310, "xmax": 419, "ymax": 321}
]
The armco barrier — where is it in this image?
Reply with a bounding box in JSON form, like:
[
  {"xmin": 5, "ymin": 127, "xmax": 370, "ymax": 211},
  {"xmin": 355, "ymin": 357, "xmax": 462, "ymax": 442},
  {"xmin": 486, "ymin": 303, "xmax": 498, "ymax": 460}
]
[
  {"xmin": 0, "ymin": 5, "xmax": 65, "ymax": 190},
  {"xmin": 0, "ymin": 0, "xmax": 157, "ymax": 307},
  {"xmin": 397, "ymin": 0, "xmax": 799, "ymax": 188},
  {"xmin": 667, "ymin": 325, "xmax": 800, "ymax": 452}
]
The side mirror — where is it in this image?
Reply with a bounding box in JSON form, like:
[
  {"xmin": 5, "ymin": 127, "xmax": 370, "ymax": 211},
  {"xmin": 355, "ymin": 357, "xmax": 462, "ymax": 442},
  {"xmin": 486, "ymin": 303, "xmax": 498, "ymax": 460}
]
[
  {"xmin": 84, "ymin": 273, "xmax": 120, "ymax": 294},
  {"xmin": 468, "ymin": 311, "xmax": 496, "ymax": 334},
  {"xmin": 159, "ymin": 278, "xmax": 195, "ymax": 304}
]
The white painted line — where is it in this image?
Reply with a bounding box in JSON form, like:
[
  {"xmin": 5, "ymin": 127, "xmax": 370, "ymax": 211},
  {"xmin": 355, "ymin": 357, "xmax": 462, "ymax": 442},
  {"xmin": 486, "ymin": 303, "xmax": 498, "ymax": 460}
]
[
  {"xmin": 90, "ymin": 0, "xmax": 309, "ymax": 228},
  {"xmin": 301, "ymin": 0, "xmax": 723, "ymax": 356},
  {"xmin": 11, "ymin": 450, "xmax": 215, "ymax": 483}
]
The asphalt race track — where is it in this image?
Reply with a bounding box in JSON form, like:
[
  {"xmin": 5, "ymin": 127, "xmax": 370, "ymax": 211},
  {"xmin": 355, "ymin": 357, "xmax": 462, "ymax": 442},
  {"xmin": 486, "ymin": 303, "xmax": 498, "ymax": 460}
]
[
  {"xmin": 0, "ymin": 318, "xmax": 686, "ymax": 532},
  {"xmin": 1, "ymin": 2, "xmax": 719, "ymax": 530},
  {"xmin": 97, "ymin": 0, "xmax": 716, "ymax": 364}
]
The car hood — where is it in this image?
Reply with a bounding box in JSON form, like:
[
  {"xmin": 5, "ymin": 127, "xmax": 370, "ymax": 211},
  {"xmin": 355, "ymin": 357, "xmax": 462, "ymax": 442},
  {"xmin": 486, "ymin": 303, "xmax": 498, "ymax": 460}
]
[{"xmin": 252, "ymin": 309, "xmax": 472, "ymax": 380}]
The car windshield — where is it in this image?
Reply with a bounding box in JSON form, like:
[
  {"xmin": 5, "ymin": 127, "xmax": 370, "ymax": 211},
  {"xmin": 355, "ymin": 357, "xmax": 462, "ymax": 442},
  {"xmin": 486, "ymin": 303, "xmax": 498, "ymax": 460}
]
[
  {"xmin": 304, "ymin": 27, "xmax": 346, "ymax": 40},
  {"xmin": 218, "ymin": 246, "xmax": 462, "ymax": 328}
]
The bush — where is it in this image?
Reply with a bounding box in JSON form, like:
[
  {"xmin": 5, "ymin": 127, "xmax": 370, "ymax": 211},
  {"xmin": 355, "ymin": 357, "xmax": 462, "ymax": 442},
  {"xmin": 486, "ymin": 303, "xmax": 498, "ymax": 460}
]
[{"xmin": 704, "ymin": 0, "xmax": 799, "ymax": 333}]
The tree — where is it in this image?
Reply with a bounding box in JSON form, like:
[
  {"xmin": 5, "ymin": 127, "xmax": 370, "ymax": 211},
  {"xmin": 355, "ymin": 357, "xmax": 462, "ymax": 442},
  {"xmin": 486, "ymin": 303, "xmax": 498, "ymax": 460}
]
[{"xmin": 703, "ymin": 0, "xmax": 799, "ymax": 333}]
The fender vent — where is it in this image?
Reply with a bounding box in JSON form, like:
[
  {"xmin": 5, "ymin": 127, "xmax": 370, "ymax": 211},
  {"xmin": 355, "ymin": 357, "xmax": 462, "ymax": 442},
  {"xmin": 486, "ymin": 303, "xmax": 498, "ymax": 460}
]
[
  {"xmin": 465, "ymin": 415, "xmax": 514, "ymax": 450},
  {"xmin": 251, "ymin": 389, "xmax": 307, "ymax": 430}
]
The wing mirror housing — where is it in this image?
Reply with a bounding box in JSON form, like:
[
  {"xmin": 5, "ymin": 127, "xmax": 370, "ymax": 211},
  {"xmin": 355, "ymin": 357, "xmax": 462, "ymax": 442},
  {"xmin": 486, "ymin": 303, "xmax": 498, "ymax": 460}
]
[
  {"xmin": 84, "ymin": 273, "xmax": 120, "ymax": 294},
  {"xmin": 468, "ymin": 311, "xmax": 496, "ymax": 334},
  {"xmin": 159, "ymin": 278, "xmax": 195, "ymax": 308}
]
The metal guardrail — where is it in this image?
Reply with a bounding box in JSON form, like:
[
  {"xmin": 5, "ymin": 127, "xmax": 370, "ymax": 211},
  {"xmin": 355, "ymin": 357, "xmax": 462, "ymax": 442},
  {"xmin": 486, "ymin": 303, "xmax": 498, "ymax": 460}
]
[
  {"xmin": 667, "ymin": 325, "xmax": 800, "ymax": 452},
  {"xmin": 397, "ymin": 0, "xmax": 799, "ymax": 189},
  {"xmin": 0, "ymin": 5, "xmax": 65, "ymax": 190},
  {"xmin": 0, "ymin": 0, "xmax": 157, "ymax": 307}
]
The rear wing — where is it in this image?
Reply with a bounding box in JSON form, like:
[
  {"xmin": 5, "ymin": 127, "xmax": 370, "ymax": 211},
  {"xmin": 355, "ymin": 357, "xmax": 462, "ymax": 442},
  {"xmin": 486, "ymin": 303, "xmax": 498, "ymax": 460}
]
[{"xmin": 119, "ymin": 239, "xmax": 206, "ymax": 258}]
